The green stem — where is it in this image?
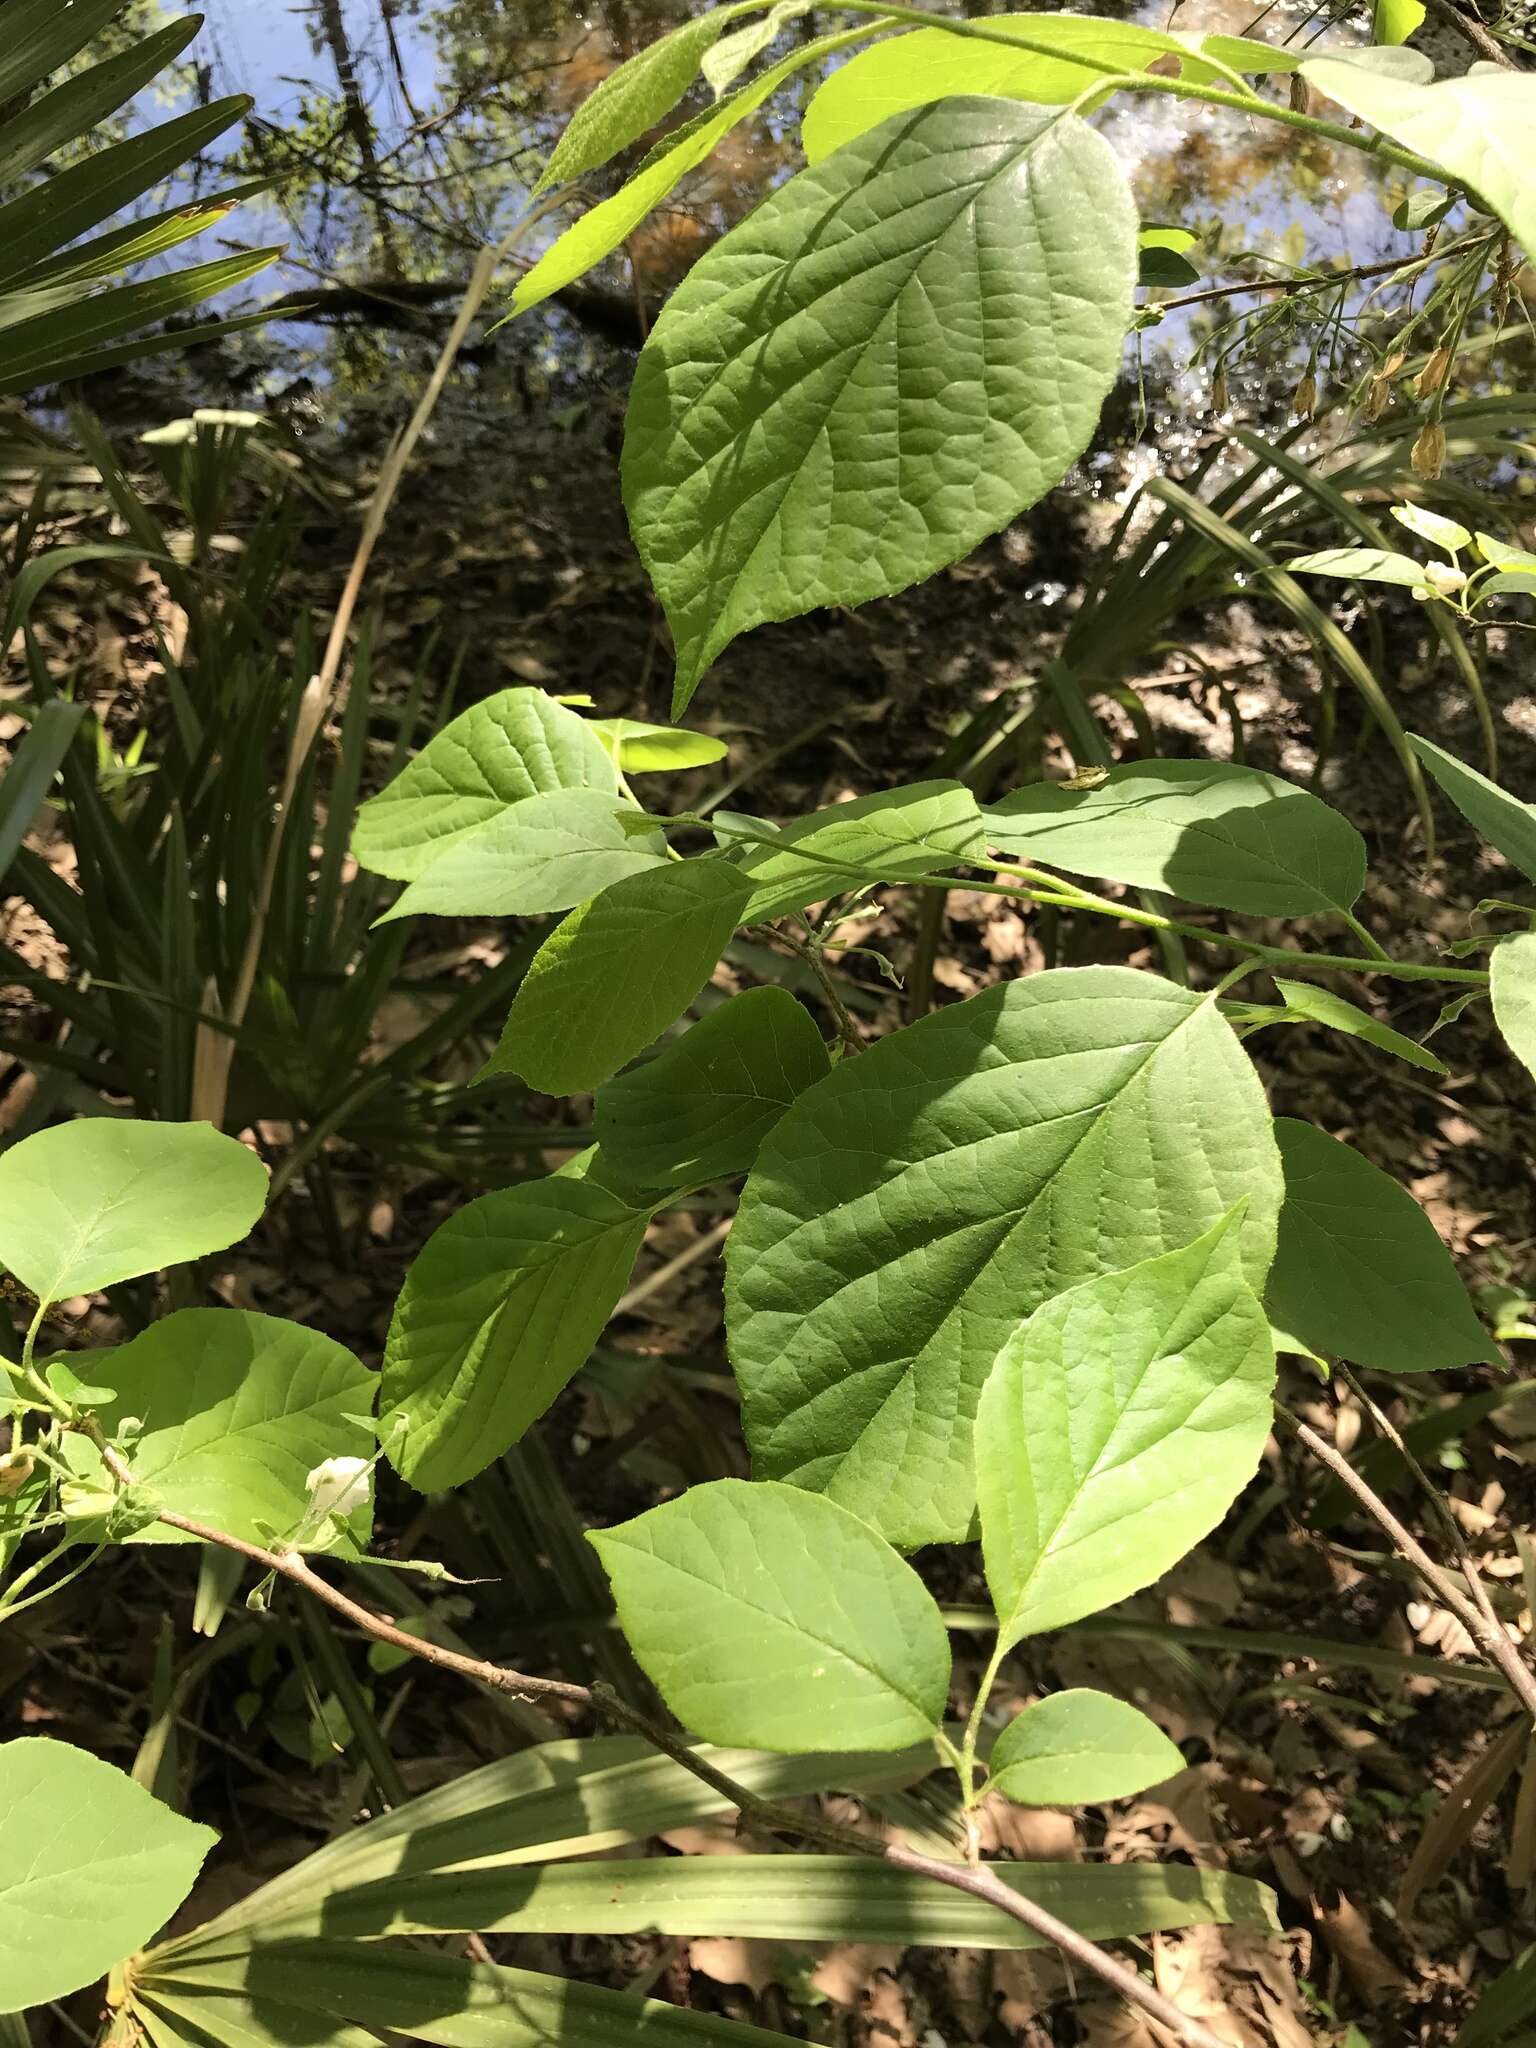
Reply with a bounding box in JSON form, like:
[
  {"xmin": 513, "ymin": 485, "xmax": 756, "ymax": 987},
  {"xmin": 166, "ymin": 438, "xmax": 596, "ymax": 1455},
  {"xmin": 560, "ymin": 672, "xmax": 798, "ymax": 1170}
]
[
  {"xmin": 958, "ymin": 1636, "xmax": 1009, "ymax": 1813},
  {"xmin": 930, "ymin": 869, "xmax": 1491, "ymax": 986},
  {"xmin": 6, "ymin": 1301, "xmax": 67, "ymax": 1422},
  {"xmin": 1341, "ymin": 909, "xmax": 1392, "ymax": 964},
  {"xmin": 827, "ymin": 1, "xmax": 1458, "ymax": 187}
]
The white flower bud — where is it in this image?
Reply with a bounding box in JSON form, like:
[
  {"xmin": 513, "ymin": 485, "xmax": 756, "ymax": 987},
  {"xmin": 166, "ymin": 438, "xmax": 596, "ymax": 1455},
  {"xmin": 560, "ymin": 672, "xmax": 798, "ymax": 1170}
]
[
  {"xmin": 305, "ymin": 1455, "xmax": 370, "ymax": 1522},
  {"xmin": 1422, "ymin": 560, "xmax": 1466, "ymax": 596}
]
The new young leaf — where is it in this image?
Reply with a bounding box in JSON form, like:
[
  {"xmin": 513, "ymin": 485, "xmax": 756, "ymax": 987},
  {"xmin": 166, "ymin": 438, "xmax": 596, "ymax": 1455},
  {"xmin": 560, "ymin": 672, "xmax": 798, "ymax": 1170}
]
[
  {"xmin": 1492, "ymin": 933, "xmax": 1536, "ymax": 1085},
  {"xmin": 987, "ymin": 1689, "xmax": 1184, "ymax": 1808},
  {"xmin": 1270, "ymin": 977, "xmax": 1448, "ymax": 1076},
  {"xmin": 589, "ymin": 1478, "xmax": 951, "ymax": 1752},
  {"xmin": 0, "ymin": 1738, "xmax": 216, "ymax": 2014},
  {"xmin": 1267, "ymin": 1119, "xmax": 1497, "ymax": 1372},
  {"xmin": 720, "ymin": 781, "xmax": 985, "ymax": 921},
  {"xmin": 0, "ymin": 1119, "xmax": 266, "ymax": 1302},
  {"xmin": 623, "ymin": 98, "xmax": 1137, "ymax": 712},
  {"xmin": 975, "ymin": 1216, "xmax": 1275, "ymax": 1647},
  {"xmin": 594, "ymin": 985, "xmax": 829, "ymax": 1187},
  {"xmin": 728, "ymin": 968, "xmax": 1281, "ymax": 1550}
]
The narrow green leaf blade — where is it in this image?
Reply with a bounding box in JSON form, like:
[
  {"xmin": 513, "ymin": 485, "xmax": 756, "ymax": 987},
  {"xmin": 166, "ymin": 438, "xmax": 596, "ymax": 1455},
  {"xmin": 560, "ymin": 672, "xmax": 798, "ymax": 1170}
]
[
  {"xmin": 377, "ymin": 790, "xmax": 670, "ymax": 923},
  {"xmin": 721, "ymin": 782, "xmax": 984, "ymax": 921},
  {"xmin": 0, "ymin": 0, "xmax": 126, "ymax": 107},
  {"xmin": 728, "ymin": 968, "xmax": 1281, "ymax": 1550},
  {"xmin": 352, "ymin": 689, "xmax": 618, "ymax": 882},
  {"xmin": 483, "ymin": 858, "xmax": 752, "ymax": 1095},
  {"xmin": 976, "ymin": 1217, "xmax": 1275, "ymax": 1647},
  {"xmin": 1408, "ymin": 735, "xmax": 1536, "ymax": 882},
  {"xmin": 0, "ymin": 699, "xmax": 84, "ymax": 880},
  {"xmin": 988, "ymin": 1690, "xmax": 1184, "ymax": 1807},
  {"xmin": 983, "ymin": 759, "xmax": 1366, "ymax": 917},
  {"xmin": 1270, "ymin": 977, "xmax": 1448, "ymax": 1075},
  {"xmin": 380, "ymin": 1151, "xmax": 651, "ymax": 1492},
  {"xmin": 624, "ymin": 98, "xmax": 1137, "ymax": 713},
  {"xmin": 1266, "ymin": 1119, "xmax": 1498, "ymax": 1371},
  {"xmin": 0, "ymin": 1119, "xmax": 267, "ymax": 1300},
  {"xmin": 0, "ymin": 1738, "xmax": 215, "ymax": 2014},
  {"xmin": 58, "ymin": 1310, "xmax": 375, "ymax": 1548},
  {"xmin": 1492, "ymin": 933, "xmax": 1536, "ymax": 1083},
  {"xmin": 590, "ymin": 1478, "xmax": 951, "ymax": 1751},
  {"xmin": 594, "ymin": 985, "xmax": 829, "ymax": 1187}
]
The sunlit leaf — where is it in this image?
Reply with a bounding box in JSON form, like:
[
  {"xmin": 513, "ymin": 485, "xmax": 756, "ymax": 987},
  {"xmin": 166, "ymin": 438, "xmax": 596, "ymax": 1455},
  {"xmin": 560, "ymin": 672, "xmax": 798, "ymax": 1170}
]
[
  {"xmin": 0, "ymin": 1738, "xmax": 215, "ymax": 2015},
  {"xmin": 987, "ymin": 1690, "xmax": 1184, "ymax": 1807},
  {"xmin": 591, "ymin": 1478, "xmax": 950, "ymax": 1751},
  {"xmin": 728, "ymin": 968, "xmax": 1280, "ymax": 1550},
  {"xmin": 1267, "ymin": 1119, "xmax": 1498, "ymax": 1371},
  {"xmin": 1373, "ymin": 0, "xmax": 1427, "ymax": 45},
  {"xmin": 719, "ymin": 781, "xmax": 985, "ymax": 921},
  {"xmin": 1392, "ymin": 502, "xmax": 1470, "ymax": 552},
  {"xmin": 589, "ymin": 718, "xmax": 728, "ymax": 773},
  {"xmin": 1285, "ymin": 546, "xmax": 1428, "ymax": 588},
  {"xmin": 624, "ymin": 99, "xmax": 1137, "ymax": 713},
  {"xmin": 1492, "ymin": 933, "xmax": 1536, "ymax": 1085}
]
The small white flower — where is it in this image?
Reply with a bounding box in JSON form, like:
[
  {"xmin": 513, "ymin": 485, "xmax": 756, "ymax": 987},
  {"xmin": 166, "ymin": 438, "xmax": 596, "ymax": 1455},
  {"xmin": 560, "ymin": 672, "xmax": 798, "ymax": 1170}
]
[
  {"xmin": 1422, "ymin": 560, "xmax": 1466, "ymax": 597},
  {"xmin": 306, "ymin": 1455, "xmax": 370, "ymax": 1522}
]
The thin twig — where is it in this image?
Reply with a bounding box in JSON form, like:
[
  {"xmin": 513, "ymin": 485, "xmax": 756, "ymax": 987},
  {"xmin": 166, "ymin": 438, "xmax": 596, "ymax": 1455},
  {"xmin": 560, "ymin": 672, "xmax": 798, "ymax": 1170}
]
[
  {"xmin": 1419, "ymin": 0, "xmax": 1520, "ymax": 69},
  {"xmin": 1278, "ymin": 1405, "xmax": 1536, "ymax": 1722},
  {"xmin": 75, "ymin": 1416, "xmax": 1224, "ymax": 2046}
]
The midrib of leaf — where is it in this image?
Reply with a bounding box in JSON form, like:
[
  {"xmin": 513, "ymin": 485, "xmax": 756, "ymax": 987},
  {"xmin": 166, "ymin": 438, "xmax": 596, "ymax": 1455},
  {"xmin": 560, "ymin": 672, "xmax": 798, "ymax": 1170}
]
[{"xmin": 619, "ymin": 1541, "xmax": 935, "ymax": 1723}]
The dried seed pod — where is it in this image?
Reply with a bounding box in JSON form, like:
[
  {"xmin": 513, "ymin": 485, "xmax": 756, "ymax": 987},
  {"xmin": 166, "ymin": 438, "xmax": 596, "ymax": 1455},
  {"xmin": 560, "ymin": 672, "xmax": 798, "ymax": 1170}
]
[
  {"xmin": 1416, "ymin": 346, "xmax": 1452, "ymax": 398},
  {"xmin": 1412, "ymin": 422, "xmax": 1446, "ymax": 479},
  {"xmin": 1295, "ymin": 371, "xmax": 1319, "ymax": 418}
]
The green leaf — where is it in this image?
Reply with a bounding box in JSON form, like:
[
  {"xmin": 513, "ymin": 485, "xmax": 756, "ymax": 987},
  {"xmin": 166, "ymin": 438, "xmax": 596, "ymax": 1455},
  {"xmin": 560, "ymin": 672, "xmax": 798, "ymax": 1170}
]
[
  {"xmin": 590, "ymin": 718, "xmax": 728, "ymax": 773},
  {"xmin": 1138, "ymin": 224, "xmax": 1201, "ymax": 288},
  {"xmin": 380, "ymin": 1150, "xmax": 652, "ymax": 1492},
  {"xmin": 704, "ymin": 1, "xmax": 809, "ymax": 94},
  {"xmin": 801, "ymin": 15, "xmax": 1299, "ymax": 163},
  {"xmin": 482, "ymin": 858, "xmax": 752, "ymax": 1095},
  {"xmin": 987, "ymin": 1690, "xmax": 1184, "ymax": 1807},
  {"xmin": 1475, "ymin": 533, "xmax": 1536, "ymax": 573},
  {"xmin": 514, "ymin": 27, "xmax": 868, "ymax": 316},
  {"xmin": 719, "ymin": 781, "xmax": 985, "ymax": 920},
  {"xmin": 594, "ymin": 986, "xmax": 829, "ymax": 1187},
  {"xmin": 0, "ymin": 0, "xmax": 125, "ymax": 105},
  {"xmin": 1453, "ymin": 1943, "xmax": 1536, "ymax": 2048},
  {"xmin": 0, "ymin": 699, "xmax": 84, "ymax": 881},
  {"xmin": 976, "ymin": 1216, "xmax": 1274, "ymax": 1647},
  {"xmin": 983, "ymin": 759, "xmax": 1366, "ymax": 918},
  {"xmin": 1481, "ymin": 570, "xmax": 1536, "ymax": 601},
  {"xmin": 535, "ymin": 0, "xmax": 773, "ymax": 189},
  {"xmin": 728, "ymin": 968, "xmax": 1281, "ymax": 1550},
  {"xmin": 1392, "ymin": 502, "xmax": 1470, "ymax": 553},
  {"xmin": 1267, "ymin": 1119, "xmax": 1497, "ymax": 1372},
  {"xmin": 376, "ymin": 790, "xmax": 670, "ymax": 923},
  {"xmin": 1408, "ymin": 734, "xmax": 1536, "ymax": 881},
  {"xmin": 589, "ymin": 1478, "xmax": 950, "ymax": 1751},
  {"xmin": 1373, "ymin": 0, "xmax": 1427, "ymax": 45},
  {"xmin": 351, "ymin": 689, "xmax": 617, "ymax": 882},
  {"xmin": 623, "ymin": 99, "xmax": 1137, "ymax": 715},
  {"xmin": 0, "ymin": 19, "xmax": 200, "ymax": 187},
  {"xmin": 1, "ymin": 543, "xmax": 171, "ymax": 654},
  {"xmin": 0, "ymin": 1737, "xmax": 215, "ymax": 2014},
  {"xmin": 59, "ymin": 1310, "xmax": 376, "ymax": 1548},
  {"xmin": 1492, "ymin": 933, "xmax": 1536, "ymax": 1084},
  {"xmin": 0, "ymin": 1118, "xmax": 267, "ymax": 1301},
  {"xmin": 1285, "ymin": 546, "xmax": 1429, "ymax": 588},
  {"xmin": 1299, "ymin": 56, "xmax": 1536, "ymax": 259},
  {"xmin": 1270, "ymin": 976, "xmax": 1448, "ymax": 1075}
]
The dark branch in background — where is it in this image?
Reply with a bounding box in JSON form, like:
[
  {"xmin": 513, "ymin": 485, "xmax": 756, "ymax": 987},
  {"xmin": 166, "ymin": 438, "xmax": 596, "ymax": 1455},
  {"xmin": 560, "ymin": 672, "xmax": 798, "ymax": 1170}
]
[
  {"xmin": 1419, "ymin": 0, "xmax": 1522, "ymax": 69},
  {"xmin": 73, "ymin": 1418, "xmax": 1225, "ymax": 2048}
]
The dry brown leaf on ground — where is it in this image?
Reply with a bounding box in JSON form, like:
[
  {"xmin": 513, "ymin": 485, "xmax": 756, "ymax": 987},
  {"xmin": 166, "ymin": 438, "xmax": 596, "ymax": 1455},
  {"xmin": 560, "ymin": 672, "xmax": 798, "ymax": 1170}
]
[
  {"xmin": 810, "ymin": 1943, "xmax": 907, "ymax": 2007},
  {"xmin": 689, "ymin": 1937, "xmax": 780, "ymax": 1995},
  {"xmin": 1151, "ymin": 1925, "xmax": 1312, "ymax": 2048},
  {"xmin": 1313, "ymin": 1884, "xmax": 1406, "ymax": 2002}
]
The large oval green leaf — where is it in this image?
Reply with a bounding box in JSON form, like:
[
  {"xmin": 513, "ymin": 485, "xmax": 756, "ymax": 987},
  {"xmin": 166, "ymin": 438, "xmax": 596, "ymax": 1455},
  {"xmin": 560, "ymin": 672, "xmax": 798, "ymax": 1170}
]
[
  {"xmin": 1266, "ymin": 1119, "xmax": 1497, "ymax": 1372},
  {"xmin": 351, "ymin": 689, "xmax": 616, "ymax": 883},
  {"xmin": 975, "ymin": 1217, "xmax": 1274, "ymax": 1646},
  {"xmin": 0, "ymin": 1737, "xmax": 216, "ymax": 2014},
  {"xmin": 0, "ymin": 1119, "xmax": 267, "ymax": 1302},
  {"xmin": 983, "ymin": 759, "xmax": 1366, "ymax": 917},
  {"xmin": 589, "ymin": 1478, "xmax": 950, "ymax": 1752},
  {"xmin": 987, "ymin": 1689, "xmax": 1185, "ymax": 1808},
  {"xmin": 380, "ymin": 1151, "xmax": 653, "ymax": 1492},
  {"xmin": 727, "ymin": 967, "xmax": 1281, "ymax": 1550},
  {"xmin": 623, "ymin": 98, "xmax": 1137, "ymax": 714},
  {"xmin": 59, "ymin": 1309, "xmax": 376, "ymax": 1548},
  {"xmin": 802, "ymin": 15, "xmax": 1298, "ymax": 164}
]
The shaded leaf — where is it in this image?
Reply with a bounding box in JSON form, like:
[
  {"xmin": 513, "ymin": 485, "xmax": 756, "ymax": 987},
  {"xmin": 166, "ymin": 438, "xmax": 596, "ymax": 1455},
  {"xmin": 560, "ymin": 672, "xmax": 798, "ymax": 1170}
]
[
  {"xmin": 591, "ymin": 1478, "xmax": 949, "ymax": 1751},
  {"xmin": 1492, "ymin": 933, "xmax": 1536, "ymax": 1084},
  {"xmin": 1408, "ymin": 734, "xmax": 1536, "ymax": 881},
  {"xmin": 988, "ymin": 1689, "xmax": 1184, "ymax": 1807},
  {"xmin": 1270, "ymin": 976, "xmax": 1448, "ymax": 1075}
]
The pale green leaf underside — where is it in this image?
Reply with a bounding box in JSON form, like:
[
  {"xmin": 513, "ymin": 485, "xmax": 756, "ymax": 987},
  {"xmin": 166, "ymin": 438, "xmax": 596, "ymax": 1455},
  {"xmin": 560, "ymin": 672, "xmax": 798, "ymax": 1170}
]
[
  {"xmin": 976, "ymin": 1218, "xmax": 1274, "ymax": 1647},
  {"xmin": 351, "ymin": 688, "xmax": 616, "ymax": 883},
  {"xmin": 1271, "ymin": 976, "xmax": 1447, "ymax": 1075},
  {"xmin": 983, "ymin": 759, "xmax": 1366, "ymax": 917},
  {"xmin": 0, "ymin": 1737, "xmax": 215, "ymax": 2014},
  {"xmin": 988, "ymin": 1689, "xmax": 1184, "ymax": 1808},
  {"xmin": 721, "ymin": 780, "xmax": 985, "ymax": 920},
  {"xmin": 594, "ymin": 984, "xmax": 830, "ymax": 1187},
  {"xmin": 380, "ymin": 1150, "xmax": 651, "ymax": 1492},
  {"xmin": 1492, "ymin": 932, "xmax": 1536, "ymax": 1084},
  {"xmin": 0, "ymin": 1118, "xmax": 267, "ymax": 1302},
  {"xmin": 623, "ymin": 98, "xmax": 1138, "ymax": 714},
  {"xmin": 60, "ymin": 1309, "xmax": 375, "ymax": 1548},
  {"xmin": 483, "ymin": 857, "xmax": 752, "ymax": 1095},
  {"xmin": 802, "ymin": 15, "xmax": 1299, "ymax": 163},
  {"xmin": 378, "ymin": 789, "xmax": 670, "ymax": 923},
  {"xmin": 590, "ymin": 1478, "xmax": 950, "ymax": 1751},
  {"xmin": 727, "ymin": 967, "xmax": 1281, "ymax": 1551},
  {"xmin": 1409, "ymin": 734, "xmax": 1536, "ymax": 882},
  {"xmin": 591, "ymin": 717, "xmax": 728, "ymax": 773},
  {"xmin": 1266, "ymin": 1119, "xmax": 1496, "ymax": 1372},
  {"xmin": 1299, "ymin": 56, "xmax": 1536, "ymax": 259}
]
